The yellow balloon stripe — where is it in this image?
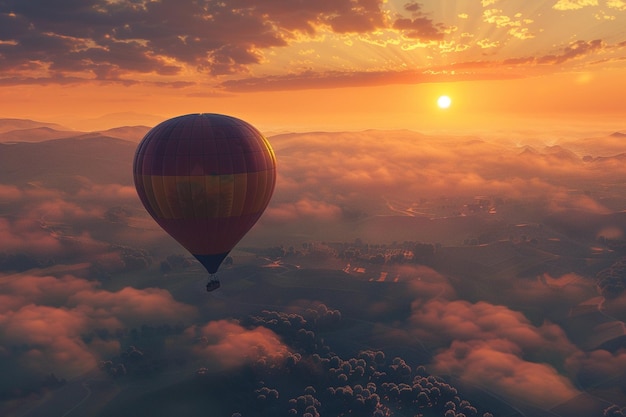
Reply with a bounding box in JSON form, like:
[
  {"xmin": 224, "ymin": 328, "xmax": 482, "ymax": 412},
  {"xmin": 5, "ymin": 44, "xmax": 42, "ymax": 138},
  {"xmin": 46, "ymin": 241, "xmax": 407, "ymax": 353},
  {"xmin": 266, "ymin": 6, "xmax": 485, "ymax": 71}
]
[{"xmin": 136, "ymin": 170, "xmax": 275, "ymax": 220}]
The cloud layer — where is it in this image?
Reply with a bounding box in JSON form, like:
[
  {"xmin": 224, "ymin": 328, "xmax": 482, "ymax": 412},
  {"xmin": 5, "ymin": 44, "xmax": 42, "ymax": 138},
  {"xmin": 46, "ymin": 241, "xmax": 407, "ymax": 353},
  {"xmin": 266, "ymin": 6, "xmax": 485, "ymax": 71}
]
[
  {"xmin": 259, "ymin": 130, "xmax": 626, "ymax": 244},
  {"xmin": 0, "ymin": 0, "xmax": 445, "ymax": 83},
  {"xmin": 0, "ymin": 126, "xmax": 625, "ymax": 414},
  {"xmin": 187, "ymin": 319, "xmax": 290, "ymax": 370},
  {"xmin": 1, "ymin": 0, "xmax": 623, "ymax": 89},
  {"xmin": 0, "ymin": 272, "xmax": 196, "ymax": 390}
]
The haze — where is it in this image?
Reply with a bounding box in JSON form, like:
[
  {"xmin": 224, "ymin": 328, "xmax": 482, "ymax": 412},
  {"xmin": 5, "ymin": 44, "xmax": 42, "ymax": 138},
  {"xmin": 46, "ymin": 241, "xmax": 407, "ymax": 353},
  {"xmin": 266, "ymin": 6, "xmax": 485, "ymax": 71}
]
[{"xmin": 1, "ymin": 1, "xmax": 626, "ymax": 417}]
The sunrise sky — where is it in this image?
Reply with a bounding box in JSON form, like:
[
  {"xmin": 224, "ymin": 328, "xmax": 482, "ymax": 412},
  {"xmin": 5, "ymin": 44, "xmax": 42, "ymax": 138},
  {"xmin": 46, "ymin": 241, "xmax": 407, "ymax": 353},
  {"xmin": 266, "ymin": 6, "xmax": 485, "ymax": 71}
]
[
  {"xmin": 4, "ymin": 3, "xmax": 626, "ymax": 416},
  {"xmin": 1, "ymin": 0, "xmax": 625, "ymax": 132}
]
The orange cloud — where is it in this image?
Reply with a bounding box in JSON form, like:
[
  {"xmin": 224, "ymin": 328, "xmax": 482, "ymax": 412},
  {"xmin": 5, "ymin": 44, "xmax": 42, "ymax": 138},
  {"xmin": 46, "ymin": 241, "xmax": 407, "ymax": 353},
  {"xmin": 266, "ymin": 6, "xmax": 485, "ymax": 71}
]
[
  {"xmin": 0, "ymin": 184, "xmax": 22, "ymax": 201},
  {"xmin": 0, "ymin": 216, "xmax": 67, "ymax": 256},
  {"xmin": 410, "ymin": 299, "xmax": 577, "ymax": 354},
  {"xmin": 566, "ymin": 348, "xmax": 626, "ymax": 384},
  {"xmin": 0, "ymin": 274, "xmax": 97, "ymax": 314},
  {"xmin": 432, "ymin": 339, "xmax": 580, "ymax": 408},
  {"xmin": 548, "ymin": 191, "xmax": 612, "ymax": 214},
  {"xmin": 265, "ymin": 198, "xmax": 343, "ymax": 222},
  {"xmin": 0, "ymin": 179, "xmax": 154, "ymax": 269},
  {"xmin": 504, "ymin": 273, "xmax": 594, "ymax": 308},
  {"xmin": 70, "ymin": 286, "xmax": 197, "ymax": 328},
  {"xmin": 402, "ymin": 264, "xmax": 457, "ymax": 299},
  {"xmin": 0, "ymin": 272, "xmax": 197, "ymax": 386},
  {"xmin": 402, "ymin": 297, "xmax": 587, "ymax": 407},
  {"xmin": 75, "ymin": 183, "xmax": 138, "ymax": 202},
  {"xmin": 0, "ymin": 304, "xmax": 100, "ymax": 378},
  {"xmin": 187, "ymin": 320, "xmax": 290, "ymax": 369}
]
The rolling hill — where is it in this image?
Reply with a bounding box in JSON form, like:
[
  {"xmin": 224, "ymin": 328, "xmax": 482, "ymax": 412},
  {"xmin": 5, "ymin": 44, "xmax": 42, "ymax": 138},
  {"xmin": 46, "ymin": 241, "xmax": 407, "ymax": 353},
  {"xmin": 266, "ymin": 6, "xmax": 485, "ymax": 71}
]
[{"xmin": 0, "ymin": 135, "xmax": 137, "ymax": 189}]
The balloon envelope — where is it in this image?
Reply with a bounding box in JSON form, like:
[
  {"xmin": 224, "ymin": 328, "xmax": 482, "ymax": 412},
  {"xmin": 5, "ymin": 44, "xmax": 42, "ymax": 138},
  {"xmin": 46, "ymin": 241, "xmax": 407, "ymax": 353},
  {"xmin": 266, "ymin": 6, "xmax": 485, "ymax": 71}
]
[{"xmin": 133, "ymin": 113, "xmax": 276, "ymax": 274}]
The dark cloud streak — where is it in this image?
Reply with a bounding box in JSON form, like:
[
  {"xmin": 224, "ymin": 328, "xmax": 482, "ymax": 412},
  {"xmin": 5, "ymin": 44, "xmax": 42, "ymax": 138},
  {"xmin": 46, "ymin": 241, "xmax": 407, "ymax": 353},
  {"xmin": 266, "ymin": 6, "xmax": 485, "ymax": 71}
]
[
  {"xmin": 0, "ymin": 0, "xmax": 449, "ymax": 83},
  {"xmin": 218, "ymin": 37, "xmax": 618, "ymax": 92},
  {"xmin": 1, "ymin": 0, "xmax": 614, "ymax": 89},
  {"xmin": 218, "ymin": 67, "xmax": 522, "ymax": 92}
]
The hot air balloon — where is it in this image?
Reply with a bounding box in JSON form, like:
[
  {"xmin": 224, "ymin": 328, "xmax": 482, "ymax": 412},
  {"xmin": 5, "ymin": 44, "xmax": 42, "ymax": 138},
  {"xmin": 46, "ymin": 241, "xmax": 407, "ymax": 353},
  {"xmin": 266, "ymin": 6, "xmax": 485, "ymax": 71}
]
[{"xmin": 133, "ymin": 113, "xmax": 276, "ymax": 291}]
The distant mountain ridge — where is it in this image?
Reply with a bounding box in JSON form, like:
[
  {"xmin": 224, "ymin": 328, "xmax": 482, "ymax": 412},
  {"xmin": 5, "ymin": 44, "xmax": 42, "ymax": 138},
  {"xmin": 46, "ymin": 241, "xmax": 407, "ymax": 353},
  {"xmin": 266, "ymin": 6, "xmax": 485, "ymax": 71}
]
[
  {"xmin": 0, "ymin": 126, "xmax": 82, "ymax": 143},
  {"xmin": 0, "ymin": 118, "xmax": 70, "ymax": 133},
  {"xmin": 0, "ymin": 118, "xmax": 150, "ymax": 143},
  {"xmin": 99, "ymin": 126, "xmax": 151, "ymax": 142},
  {"xmin": 69, "ymin": 111, "xmax": 164, "ymax": 131}
]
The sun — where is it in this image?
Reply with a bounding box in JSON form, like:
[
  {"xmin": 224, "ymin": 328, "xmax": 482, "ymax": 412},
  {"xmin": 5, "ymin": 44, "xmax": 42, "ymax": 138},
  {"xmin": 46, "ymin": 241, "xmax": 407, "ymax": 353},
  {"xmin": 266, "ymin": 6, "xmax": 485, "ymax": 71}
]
[{"xmin": 437, "ymin": 95, "xmax": 452, "ymax": 109}]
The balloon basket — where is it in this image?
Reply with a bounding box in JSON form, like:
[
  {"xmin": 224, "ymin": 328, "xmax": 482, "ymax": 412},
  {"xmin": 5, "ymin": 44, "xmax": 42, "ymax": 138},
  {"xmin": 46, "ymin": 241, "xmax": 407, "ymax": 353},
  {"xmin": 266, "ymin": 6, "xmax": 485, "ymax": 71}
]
[{"xmin": 206, "ymin": 274, "xmax": 221, "ymax": 292}]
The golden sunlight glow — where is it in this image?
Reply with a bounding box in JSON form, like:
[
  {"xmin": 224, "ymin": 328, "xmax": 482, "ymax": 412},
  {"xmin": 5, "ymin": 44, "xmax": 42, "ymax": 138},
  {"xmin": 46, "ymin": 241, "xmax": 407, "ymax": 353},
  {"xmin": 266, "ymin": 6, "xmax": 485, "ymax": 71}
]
[{"xmin": 437, "ymin": 95, "xmax": 452, "ymax": 109}]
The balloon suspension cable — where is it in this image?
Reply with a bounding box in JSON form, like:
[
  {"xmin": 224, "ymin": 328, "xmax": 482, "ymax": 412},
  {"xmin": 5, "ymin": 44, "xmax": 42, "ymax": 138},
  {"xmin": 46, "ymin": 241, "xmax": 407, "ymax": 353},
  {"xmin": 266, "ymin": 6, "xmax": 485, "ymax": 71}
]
[{"xmin": 206, "ymin": 273, "xmax": 221, "ymax": 292}]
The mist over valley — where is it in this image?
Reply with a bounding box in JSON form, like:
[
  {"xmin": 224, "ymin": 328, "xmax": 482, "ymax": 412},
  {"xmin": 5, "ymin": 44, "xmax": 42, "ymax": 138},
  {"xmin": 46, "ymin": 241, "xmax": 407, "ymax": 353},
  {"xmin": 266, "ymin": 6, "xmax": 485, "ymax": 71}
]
[{"xmin": 1, "ymin": 119, "xmax": 626, "ymax": 417}]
